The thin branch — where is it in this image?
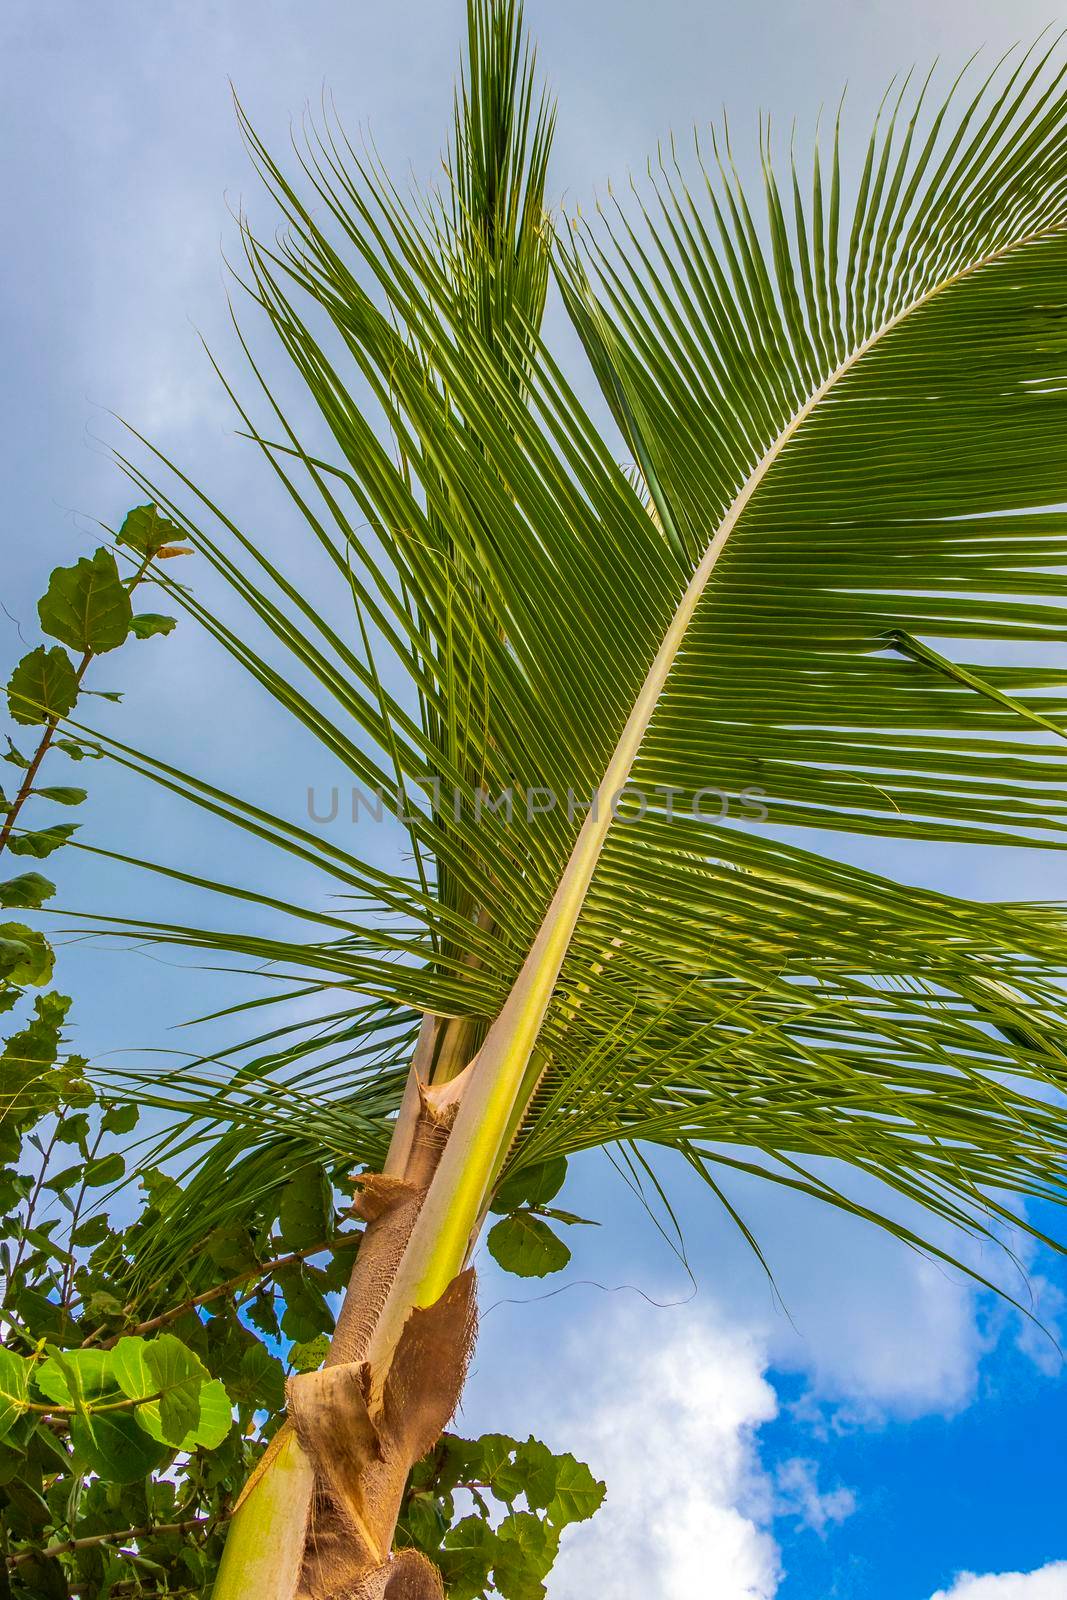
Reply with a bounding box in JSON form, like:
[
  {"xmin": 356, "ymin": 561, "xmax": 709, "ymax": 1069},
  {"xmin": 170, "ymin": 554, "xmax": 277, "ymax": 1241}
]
[
  {"xmin": 0, "ymin": 652, "xmax": 92, "ymax": 855},
  {"xmin": 85, "ymin": 1229, "xmax": 363, "ymax": 1349},
  {"xmin": 60, "ymin": 1124, "xmax": 104, "ymax": 1318},
  {"xmin": 25, "ymin": 1390, "xmax": 165, "ymax": 1416},
  {"xmin": 5, "ymin": 1111, "xmax": 66, "ymax": 1302},
  {"xmin": 0, "ymin": 550, "xmax": 153, "ymax": 857},
  {"xmin": 6, "ymin": 1514, "xmax": 224, "ymax": 1569}
]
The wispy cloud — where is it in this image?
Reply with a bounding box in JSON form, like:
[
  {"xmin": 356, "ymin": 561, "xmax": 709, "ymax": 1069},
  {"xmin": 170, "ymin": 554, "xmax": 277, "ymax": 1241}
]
[
  {"xmin": 930, "ymin": 1563, "xmax": 1067, "ymax": 1599},
  {"xmin": 773, "ymin": 1457, "xmax": 855, "ymax": 1537}
]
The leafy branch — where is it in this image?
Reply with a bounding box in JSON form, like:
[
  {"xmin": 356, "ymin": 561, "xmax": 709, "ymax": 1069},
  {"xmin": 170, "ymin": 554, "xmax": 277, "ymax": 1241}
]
[
  {"xmin": 6, "ymin": 1515, "xmax": 220, "ymax": 1570},
  {"xmin": 84, "ymin": 1229, "xmax": 364, "ymax": 1349},
  {"xmin": 2, "ymin": 507, "xmax": 185, "ymax": 863}
]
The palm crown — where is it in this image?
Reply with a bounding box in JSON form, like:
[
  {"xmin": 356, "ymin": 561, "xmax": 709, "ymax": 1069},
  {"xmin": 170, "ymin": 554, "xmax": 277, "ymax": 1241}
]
[{"xmin": 79, "ymin": 8, "xmax": 1067, "ymax": 1590}]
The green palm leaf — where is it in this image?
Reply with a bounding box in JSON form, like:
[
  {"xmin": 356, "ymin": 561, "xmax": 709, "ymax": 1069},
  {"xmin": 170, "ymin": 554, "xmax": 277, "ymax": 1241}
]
[
  {"xmin": 49, "ymin": 17, "xmax": 1067, "ymax": 1592},
  {"xmin": 78, "ymin": 23, "xmax": 1067, "ymax": 1336}
]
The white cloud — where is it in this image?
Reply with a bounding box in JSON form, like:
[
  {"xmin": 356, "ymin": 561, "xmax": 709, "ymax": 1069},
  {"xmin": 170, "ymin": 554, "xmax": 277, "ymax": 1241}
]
[
  {"xmin": 769, "ymin": 1250, "xmax": 986, "ymax": 1424},
  {"xmin": 930, "ymin": 1563, "xmax": 1067, "ymax": 1600},
  {"xmin": 482, "ymin": 1307, "xmax": 852, "ymax": 1600},
  {"xmin": 549, "ymin": 1312, "xmax": 781, "ymax": 1600},
  {"xmin": 1013, "ymin": 1275, "xmax": 1067, "ymax": 1380},
  {"xmin": 773, "ymin": 1457, "xmax": 856, "ymax": 1536}
]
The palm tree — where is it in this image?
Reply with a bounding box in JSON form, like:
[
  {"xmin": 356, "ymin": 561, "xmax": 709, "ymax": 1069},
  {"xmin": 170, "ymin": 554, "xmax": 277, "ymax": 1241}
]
[{"xmin": 92, "ymin": 5, "xmax": 1067, "ymax": 1595}]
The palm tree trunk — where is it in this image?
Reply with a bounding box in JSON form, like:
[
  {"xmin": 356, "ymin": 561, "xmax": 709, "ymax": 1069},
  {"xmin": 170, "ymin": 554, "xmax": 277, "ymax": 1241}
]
[{"xmin": 211, "ymin": 1024, "xmax": 477, "ymax": 1600}]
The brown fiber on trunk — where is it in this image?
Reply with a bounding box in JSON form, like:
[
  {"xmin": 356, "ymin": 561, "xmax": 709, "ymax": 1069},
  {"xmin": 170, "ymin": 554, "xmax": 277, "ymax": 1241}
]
[
  {"xmin": 292, "ymin": 1270, "xmax": 476, "ymax": 1599},
  {"xmin": 350, "ymin": 1549, "xmax": 446, "ymax": 1599},
  {"xmin": 282, "ymin": 1094, "xmax": 476, "ymax": 1599}
]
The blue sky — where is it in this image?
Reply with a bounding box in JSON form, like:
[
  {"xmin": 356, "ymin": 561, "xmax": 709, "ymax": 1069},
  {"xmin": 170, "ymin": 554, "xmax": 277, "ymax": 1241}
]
[{"xmin": 3, "ymin": 2, "xmax": 1067, "ymax": 1596}]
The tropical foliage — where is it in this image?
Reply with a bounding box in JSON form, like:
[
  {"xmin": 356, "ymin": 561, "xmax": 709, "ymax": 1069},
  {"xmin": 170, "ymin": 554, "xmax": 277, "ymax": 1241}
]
[
  {"xmin": 8, "ymin": 1, "xmax": 1067, "ymax": 1593},
  {"xmin": 0, "ymin": 530, "xmax": 599, "ymax": 1596}
]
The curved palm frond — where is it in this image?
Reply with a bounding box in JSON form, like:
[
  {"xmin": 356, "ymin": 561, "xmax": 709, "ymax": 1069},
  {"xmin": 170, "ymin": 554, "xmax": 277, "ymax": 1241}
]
[
  {"xmin": 81, "ymin": 22, "xmax": 1067, "ymax": 1296},
  {"xmin": 560, "ymin": 38, "xmax": 1067, "ymax": 844}
]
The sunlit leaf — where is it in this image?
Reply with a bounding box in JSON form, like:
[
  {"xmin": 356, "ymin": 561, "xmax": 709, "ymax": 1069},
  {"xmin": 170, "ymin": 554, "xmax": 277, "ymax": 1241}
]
[
  {"xmin": 6, "ymin": 645, "xmax": 78, "ymax": 727},
  {"xmin": 39, "ymin": 547, "xmax": 132, "ymax": 654}
]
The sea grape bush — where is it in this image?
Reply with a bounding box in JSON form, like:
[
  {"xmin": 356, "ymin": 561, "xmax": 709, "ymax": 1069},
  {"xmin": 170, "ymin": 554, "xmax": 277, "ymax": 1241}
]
[{"xmin": 0, "ymin": 509, "xmax": 603, "ymax": 1596}]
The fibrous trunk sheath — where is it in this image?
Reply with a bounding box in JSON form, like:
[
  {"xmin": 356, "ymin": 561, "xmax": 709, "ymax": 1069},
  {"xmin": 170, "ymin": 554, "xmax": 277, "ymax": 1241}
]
[{"xmin": 214, "ymin": 1088, "xmax": 476, "ymax": 1600}]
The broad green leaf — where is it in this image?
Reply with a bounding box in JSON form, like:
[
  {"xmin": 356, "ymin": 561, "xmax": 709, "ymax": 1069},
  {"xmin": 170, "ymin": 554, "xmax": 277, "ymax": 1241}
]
[
  {"xmin": 11, "ymin": 1288, "xmax": 65, "ymax": 1340},
  {"xmin": 55, "ymin": 1110, "xmax": 91, "ymax": 1146},
  {"xmin": 101, "ymin": 1102, "xmax": 138, "ymax": 1134},
  {"xmin": 440, "ymin": 1514, "xmax": 499, "ymax": 1600},
  {"xmin": 437, "ymin": 1432, "xmax": 489, "ymax": 1492},
  {"xmin": 544, "ymin": 1454, "xmax": 606, "ymax": 1527},
  {"xmin": 204, "ymin": 1222, "xmax": 256, "ymax": 1273},
  {"xmin": 0, "ymin": 991, "xmax": 70, "ymax": 1130},
  {"xmin": 233, "ymin": 1343, "xmax": 286, "ymax": 1412},
  {"xmin": 130, "ymin": 613, "xmax": 178, "ymax": 639},
  {"xmin": 120, "ymin": 1339, "xmax": 231, "ymax": 1451},
  {"xmin": 494, "ymin": 1509, "xmax": 560, "ymax": 1599},
  {"xmin": 111, "ymin": 1334, "xmax": 206, "ymax": 1447},
  {"xmin": 86, "ymin": 1280, "xmax": 124, "ymax": 1312},
  {"xmin": 83, "ymin": 1151, "xmax": 125, "ymax": 1188},
  {"xmin": 171, "ymin": 1377, "xmax": 232, "ymax": 1449},
  {"xmin": 459, "ymin": 1433, "xmax": 518, "ymax": 1500},
  {"xmin": 70, "ymin": 1410, "xmax": 168, "ymax": 1483},
  {"xmin": 277, "ymin": 1266, "xmax": 334, "ymax": 1343},
  {"xmin": 494, "ymin": 1438, "xmax": 559, "ymax": 1512},
  {"xmin": 4, "ymin": 1475, "xmax": 53, "ymax": 1542},
  {"xmin": 0, "ymin": 1350, "xmax": 29, "ymax": 1441},
  {"xmin": 245, "ymin": 1293, "xmax": 280, "ymax": 1341},
  {"xmin": 0, "ymin": 873, "xmax": 56, "ymax": 910},
  {"xmin": 38, "ymin": 547, "xmax": 132, "ymax": 654},
  {"xmin": 6, "ymin": 645, "xmax": 78, "ymax": 727},
  {"xmin": 492, "ymin": 1560, "xmax": 547, "ymax": 1600},
  {"xmin": 0, "ymin": 925, "xmax": 53, "ymax": 987},
  {"xmin": 399, "ymin": 1491, "xmax": 448, "ymax": 1552},
  {"xmin": 491, "ymin": 1158, "xmax": 567, "ymax": 1215},
  {"xmin": 7, "ymin": 822, "xmax": 78, "ymax": 858},
  {"xmin": 0, "ymin": 1414, "xmax": 36, "ymax": 1484},
  {"xmin": 44, "ymin": 1161, "xmax": 83, "ymax": 1193},
  {"xmin": 0, "ymin": 1169, "xmax": 30, "ymax": 1208},
  {"xmin": 33, "ymin": 786, "xmax": 86, "ymax": 806},
  {"xmin": 118, "ymin": 503, "xmax": 183, "ymax": 557},
  {"xmin": 288, "ymin": 1334, "xmax": 329, "ymax": 1373},
  {"xmin": 277, "ymin": 1165, "xmax": 331, "ymax": 1251},
  {"xmin": 58, "ymin": 1063, "xmax": 93, "ymax": 1108},
  {"xmin": 70, "ymin": 1213, "xmax": 111, "ymax": 1246},
  {"xmin": 487, "ymin": 1214, "xmax": 571, "ymax": 1278},
  {"xmin": 34, "ymin": 1348, "xmax": 113, "ymax": 1407}
]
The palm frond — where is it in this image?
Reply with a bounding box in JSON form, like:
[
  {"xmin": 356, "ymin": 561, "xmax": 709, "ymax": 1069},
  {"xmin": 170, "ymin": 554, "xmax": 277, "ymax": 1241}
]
[
  {"xmin": 78, "ymin": 24, "xmax": 1067, "ymax": 1291},
  {"xmin": 558, "ymin": 38, "xmax": 1067, "ymax": 844}
]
